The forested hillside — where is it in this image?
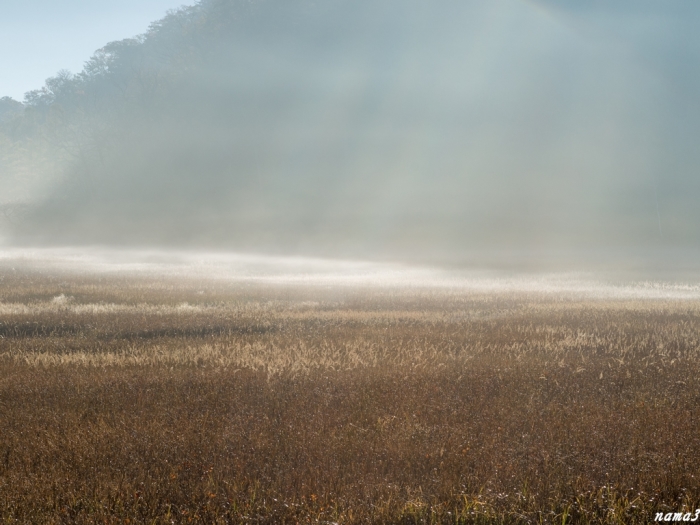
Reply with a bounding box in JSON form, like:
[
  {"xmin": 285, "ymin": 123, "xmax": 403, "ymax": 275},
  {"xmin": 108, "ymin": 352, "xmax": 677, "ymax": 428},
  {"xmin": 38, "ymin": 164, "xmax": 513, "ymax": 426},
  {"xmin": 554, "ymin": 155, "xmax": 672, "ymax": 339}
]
[
  {"xmin": 3, "ymin": 0, "xmax": 474, "ymax": 255},
  {"xmin": 2, "ymin": 0, "xmax": 700, "ymax": 266}
]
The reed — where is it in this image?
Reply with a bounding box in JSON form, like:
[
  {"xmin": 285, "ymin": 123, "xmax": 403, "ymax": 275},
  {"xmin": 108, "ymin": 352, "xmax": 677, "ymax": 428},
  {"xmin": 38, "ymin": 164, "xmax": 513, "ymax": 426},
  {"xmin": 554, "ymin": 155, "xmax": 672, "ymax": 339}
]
[{"xmin": 1, "ymin": 270, "xmax": 698, "ymax": 523}]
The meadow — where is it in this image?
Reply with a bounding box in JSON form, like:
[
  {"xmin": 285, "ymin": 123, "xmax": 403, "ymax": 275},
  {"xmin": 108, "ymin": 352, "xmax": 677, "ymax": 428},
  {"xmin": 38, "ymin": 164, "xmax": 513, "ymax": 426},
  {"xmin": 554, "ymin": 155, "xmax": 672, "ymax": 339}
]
[{"xmin": 0, "ymin": 265, "xmax": 699, "ymax": 523}]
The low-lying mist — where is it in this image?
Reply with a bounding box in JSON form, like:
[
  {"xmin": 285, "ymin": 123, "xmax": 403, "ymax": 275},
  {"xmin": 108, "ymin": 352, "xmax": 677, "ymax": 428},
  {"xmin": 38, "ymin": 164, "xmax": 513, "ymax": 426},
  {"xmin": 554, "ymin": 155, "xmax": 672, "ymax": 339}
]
[
  {"xmin": 3, "ymin": 247, "xmax": 700, "ymax": 298},
  {"xmin": 2, "ymin": 0, "xmax": 700, "ymax": 274}
]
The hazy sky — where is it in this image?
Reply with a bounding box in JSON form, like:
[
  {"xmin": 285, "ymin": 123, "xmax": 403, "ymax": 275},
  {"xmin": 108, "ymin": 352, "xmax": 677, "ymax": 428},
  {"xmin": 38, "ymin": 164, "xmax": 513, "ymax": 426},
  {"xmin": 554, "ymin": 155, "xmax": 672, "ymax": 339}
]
[{"xmin": 1, "ymin": 0, "xmax": 186, "ymax": 101}]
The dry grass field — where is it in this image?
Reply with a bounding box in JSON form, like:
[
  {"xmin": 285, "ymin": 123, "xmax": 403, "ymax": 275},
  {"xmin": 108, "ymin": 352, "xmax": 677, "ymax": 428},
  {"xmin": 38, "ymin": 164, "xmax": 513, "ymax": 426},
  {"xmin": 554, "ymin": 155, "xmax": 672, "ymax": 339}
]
[{"xmin": 1, "ymin": 266, "xmax": 699, "ymax": 523}]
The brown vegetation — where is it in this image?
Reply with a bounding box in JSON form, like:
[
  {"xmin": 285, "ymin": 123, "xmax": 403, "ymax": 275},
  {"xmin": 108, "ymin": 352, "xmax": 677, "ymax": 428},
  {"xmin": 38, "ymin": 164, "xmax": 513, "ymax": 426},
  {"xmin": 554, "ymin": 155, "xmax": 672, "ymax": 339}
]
[{"xmin": 0, "ymin": 269, "xmax": 699, "ymax": 523}]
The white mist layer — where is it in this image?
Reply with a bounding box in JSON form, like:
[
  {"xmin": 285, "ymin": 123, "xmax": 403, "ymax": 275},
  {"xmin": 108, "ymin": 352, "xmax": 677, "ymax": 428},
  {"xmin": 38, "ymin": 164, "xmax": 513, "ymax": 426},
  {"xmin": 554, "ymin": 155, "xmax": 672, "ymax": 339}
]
[{"xmin": 1, "ymin": 247, "xmax": 700, "ymax": 300}]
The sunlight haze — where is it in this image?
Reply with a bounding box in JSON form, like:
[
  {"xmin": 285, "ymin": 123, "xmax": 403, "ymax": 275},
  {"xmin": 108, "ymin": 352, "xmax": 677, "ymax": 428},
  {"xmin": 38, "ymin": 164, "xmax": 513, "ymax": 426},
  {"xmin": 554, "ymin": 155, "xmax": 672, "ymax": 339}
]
[{"xmin": 1, "ymin": 0, "xmax": 700, "ymax": 274}]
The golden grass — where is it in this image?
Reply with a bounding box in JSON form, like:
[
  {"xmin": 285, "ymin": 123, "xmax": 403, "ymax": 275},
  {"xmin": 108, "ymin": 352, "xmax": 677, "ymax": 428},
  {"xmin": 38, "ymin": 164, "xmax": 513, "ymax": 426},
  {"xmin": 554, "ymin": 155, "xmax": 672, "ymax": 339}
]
[{"xmin": 0, "ymin": 269, "xmax": 699, "ymax": 523}]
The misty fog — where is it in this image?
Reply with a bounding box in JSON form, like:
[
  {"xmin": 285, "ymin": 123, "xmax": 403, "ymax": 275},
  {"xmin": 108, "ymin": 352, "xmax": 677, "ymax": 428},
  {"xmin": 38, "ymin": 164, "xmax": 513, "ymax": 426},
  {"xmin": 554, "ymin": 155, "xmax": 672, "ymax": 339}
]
[{"xmin": 2, "ymin": 0, "xmax": 700, "ymax": 274}]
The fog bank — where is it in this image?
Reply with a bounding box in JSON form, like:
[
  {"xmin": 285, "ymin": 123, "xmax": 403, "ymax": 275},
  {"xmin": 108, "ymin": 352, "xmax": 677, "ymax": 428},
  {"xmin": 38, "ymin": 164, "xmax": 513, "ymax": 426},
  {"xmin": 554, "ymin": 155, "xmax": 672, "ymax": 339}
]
[{"xmin": 2, "ymin": 0, "xmax": 700, "ymax": 273}]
